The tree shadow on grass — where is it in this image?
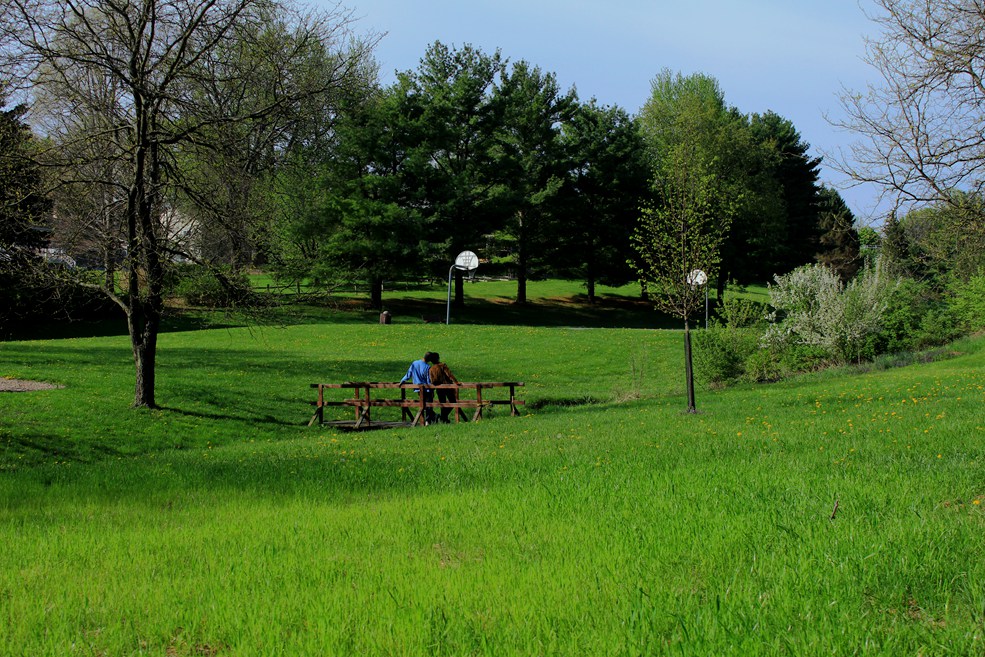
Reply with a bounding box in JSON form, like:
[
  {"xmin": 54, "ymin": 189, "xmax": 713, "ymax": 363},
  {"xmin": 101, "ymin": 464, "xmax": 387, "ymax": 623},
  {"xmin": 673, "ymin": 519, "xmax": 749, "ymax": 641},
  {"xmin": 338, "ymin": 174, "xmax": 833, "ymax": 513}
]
[
  {"xmin": 1, "ymin": 307, "xmax": 262, "ymax": 342},
  {"xmin": 379, "ymin": 294, "xmax": 681, "ymax": 329},
  {"xmin": 155, "ymin": 405, "xmax": 298, "ymax": 427},
  {"xmin": 0, "ymin": 431, "xmax": 124, "ymax": 467},
  {"xmin": 1, "ymin": 289, "xmax": 681, "ymax": 342},
  {"xmin": 2, "ymin": 429, "xmax": 548, "ymax": 507}
]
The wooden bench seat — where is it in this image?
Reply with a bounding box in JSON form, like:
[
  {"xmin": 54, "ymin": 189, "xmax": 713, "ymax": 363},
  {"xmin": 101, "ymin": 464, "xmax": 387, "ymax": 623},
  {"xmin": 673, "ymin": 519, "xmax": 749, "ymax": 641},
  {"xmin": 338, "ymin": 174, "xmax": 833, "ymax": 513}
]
[{"xmin": 308, "ymin": 382, "xmax": 524, "ymax": 428}]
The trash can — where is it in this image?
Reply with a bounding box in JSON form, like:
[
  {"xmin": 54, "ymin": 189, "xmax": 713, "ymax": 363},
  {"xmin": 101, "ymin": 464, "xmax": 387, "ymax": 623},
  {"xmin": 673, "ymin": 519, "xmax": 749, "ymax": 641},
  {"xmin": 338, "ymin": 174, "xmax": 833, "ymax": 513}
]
[{"xmin": 379, "ymin": 311, "xmax": 391, "ymax": 325}]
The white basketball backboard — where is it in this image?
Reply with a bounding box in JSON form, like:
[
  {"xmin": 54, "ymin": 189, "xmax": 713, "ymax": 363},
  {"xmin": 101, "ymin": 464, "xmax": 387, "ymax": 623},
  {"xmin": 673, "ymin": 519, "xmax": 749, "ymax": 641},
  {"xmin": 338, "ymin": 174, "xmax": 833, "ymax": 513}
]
[{"xmin": 454, "ymin": 250, "xmax": 479, "ymax": 271}]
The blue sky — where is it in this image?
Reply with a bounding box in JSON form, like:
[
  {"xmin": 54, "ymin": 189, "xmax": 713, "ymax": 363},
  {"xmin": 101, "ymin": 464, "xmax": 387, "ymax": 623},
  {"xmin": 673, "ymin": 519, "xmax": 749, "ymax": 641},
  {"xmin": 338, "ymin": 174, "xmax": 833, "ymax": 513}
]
[{"xmin": 320, "ymin": 0, "xmax": 883, "ymax": 220}]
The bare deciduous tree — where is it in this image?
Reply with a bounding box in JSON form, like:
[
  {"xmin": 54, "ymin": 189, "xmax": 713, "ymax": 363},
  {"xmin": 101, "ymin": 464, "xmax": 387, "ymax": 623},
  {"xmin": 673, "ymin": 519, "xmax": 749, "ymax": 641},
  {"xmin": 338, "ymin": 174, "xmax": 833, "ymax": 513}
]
[
  {"xmin": 833, "ymin": 0, "xmax": 985, "ymax": 214},
  {"xmin": 2, "ymin": 0, "xmax": 376, "ymax": 408}
]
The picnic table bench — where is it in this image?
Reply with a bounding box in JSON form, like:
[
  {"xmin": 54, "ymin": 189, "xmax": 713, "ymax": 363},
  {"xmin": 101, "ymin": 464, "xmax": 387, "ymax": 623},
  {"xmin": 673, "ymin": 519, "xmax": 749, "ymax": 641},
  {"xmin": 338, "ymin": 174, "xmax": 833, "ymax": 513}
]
[{"xmin": 308, "ymin": 381, "xmax": 524, "ymax": 428}]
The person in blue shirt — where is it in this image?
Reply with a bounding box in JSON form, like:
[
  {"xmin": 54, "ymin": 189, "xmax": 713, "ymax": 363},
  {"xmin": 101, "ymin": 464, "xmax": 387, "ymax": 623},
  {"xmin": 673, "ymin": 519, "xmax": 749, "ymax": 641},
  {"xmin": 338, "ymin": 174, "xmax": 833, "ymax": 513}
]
[{"xmin": 400, "ymin": 351, "xmax": 436, "ymax": 424}]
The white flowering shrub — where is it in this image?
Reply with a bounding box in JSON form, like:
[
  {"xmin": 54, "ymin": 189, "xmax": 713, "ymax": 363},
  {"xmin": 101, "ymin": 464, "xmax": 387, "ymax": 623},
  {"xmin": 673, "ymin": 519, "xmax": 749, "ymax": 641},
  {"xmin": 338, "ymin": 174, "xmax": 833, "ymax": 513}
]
[{"xmin": 763, "ymin": 259, "xmax": 898, "ymax": 364}]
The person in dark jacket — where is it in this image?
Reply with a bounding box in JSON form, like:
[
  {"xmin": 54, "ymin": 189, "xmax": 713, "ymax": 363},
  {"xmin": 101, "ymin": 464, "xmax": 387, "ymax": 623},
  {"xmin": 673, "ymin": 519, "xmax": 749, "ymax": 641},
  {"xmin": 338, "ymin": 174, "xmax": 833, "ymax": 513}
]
[{"xmin": 427, "ymin": 352, "xmax": 460, "ymax": 423}]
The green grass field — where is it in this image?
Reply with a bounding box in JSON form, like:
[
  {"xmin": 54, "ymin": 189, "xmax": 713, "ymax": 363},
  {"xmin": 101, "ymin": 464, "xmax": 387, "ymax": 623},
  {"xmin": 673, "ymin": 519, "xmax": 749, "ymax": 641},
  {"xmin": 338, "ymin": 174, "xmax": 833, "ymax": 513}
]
[{"xmin": 1, "ymin": 297, "xmax": 983, "ymax": 655}]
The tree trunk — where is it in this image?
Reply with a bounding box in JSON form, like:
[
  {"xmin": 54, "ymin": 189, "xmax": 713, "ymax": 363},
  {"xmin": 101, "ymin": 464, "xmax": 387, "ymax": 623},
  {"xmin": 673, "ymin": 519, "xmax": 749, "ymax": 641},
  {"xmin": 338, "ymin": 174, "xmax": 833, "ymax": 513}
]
[
  {"xmin": 516, "ymin": 257, "xmax": 527, "ymax": 304},
  {"xmin": 516, "ymin": 212, "xmax": 527, "ymax": 304},
  {"xmin": 684, "ymin": 320, "xmax": 697, "ymax": 413},
  {"xmin": 124, "ymin": 99, "xmax": 166, "ymax": 409},
  {"xmin": 454, "ymin": 269, "xmax": 464, "ymax": 307},
  {"xmin": 128, "ymin": 301, "xmax": 160, "ymax": 409},
  {"xmin": 586, "ymin": 251, "xmax": 596, "ymax": 303},
  {"xmin": 370, "ymin": 276, "xmax": 383, "ymax": 309}
]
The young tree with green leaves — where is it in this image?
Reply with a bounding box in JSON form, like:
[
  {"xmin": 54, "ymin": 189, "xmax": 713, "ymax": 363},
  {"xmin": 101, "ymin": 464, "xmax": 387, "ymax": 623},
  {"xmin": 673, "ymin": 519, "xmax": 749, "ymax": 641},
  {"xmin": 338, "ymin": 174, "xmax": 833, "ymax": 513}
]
[
  {"xmin": 631, "ymin": 154, "xmax": 732, "ymax": 413},
  {"xmin": 635, "ymin": 71, "xmax": 738, "ymax": 412}
]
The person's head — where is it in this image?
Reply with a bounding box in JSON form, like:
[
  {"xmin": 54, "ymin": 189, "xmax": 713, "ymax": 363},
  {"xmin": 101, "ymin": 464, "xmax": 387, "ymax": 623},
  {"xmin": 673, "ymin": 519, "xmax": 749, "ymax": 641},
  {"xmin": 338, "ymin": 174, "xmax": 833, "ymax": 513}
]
[
  {"xmin": 423, "ymin": 351, "xmax": 435, "ymax": 363},
  {"xmin": 428, "ymin": 352, "xmax": 440, "ymax": 364}
]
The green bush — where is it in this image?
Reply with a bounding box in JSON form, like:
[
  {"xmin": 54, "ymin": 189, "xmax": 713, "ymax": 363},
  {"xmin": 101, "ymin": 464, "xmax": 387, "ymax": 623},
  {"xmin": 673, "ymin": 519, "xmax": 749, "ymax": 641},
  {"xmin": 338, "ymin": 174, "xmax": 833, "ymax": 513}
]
[
  {"xmin": 743, "ymin": 347, "xmax": 785, "ymax": 383},
  {"xmin": 876, "ymin": 278, "xmax": 936, "ymax": 353},
  {"xmin": 865, "ymin": 276, "xmax": 971, "ymax": 353},
  {"xmin": 713, "ymin": 294, "xmax": 767, "ymax": 329},
  {"xmin": 950, "ymin": 274, "xmax": 985, "ymax": 332},
  {"xmin": 778, "ymin": 343, "xmax": 831, "ymax": 373},
  {"xmin": 693, "ymin": 326, "xmax": 759, "ymax": 387},
  {"xmin": 918, "ymin": 305, "xmax": 962, "ymax": 346},
  {"xmin": 691, "ymin": 289, "xmax": 770, "ymax": 389},
  {"xmin": 174, "ymin": 268, "xmax": 253, "ymax": 307}
]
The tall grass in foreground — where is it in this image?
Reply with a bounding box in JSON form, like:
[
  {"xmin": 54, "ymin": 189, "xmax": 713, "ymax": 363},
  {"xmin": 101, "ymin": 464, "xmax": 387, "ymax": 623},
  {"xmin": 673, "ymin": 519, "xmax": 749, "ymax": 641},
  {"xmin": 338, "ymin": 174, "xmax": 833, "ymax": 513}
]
[{"xmin": 0, "ymin": 326, "xmax": 983, "ymax": 655}]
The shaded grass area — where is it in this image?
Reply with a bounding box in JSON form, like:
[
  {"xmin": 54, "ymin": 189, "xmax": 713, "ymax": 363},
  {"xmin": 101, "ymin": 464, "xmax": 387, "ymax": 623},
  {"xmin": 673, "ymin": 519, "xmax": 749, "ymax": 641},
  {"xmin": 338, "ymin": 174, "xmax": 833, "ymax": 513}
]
[
  {"xmin": 2, "ymin": 277, "xmax": 773, "ymax": 341},
  {"xmin": 1, "ymin": 278, "xmax": 685, "ymax": 342},
  {"xmin": 1, "ymin": 324, "xmax": 983, "ymax": 655}
]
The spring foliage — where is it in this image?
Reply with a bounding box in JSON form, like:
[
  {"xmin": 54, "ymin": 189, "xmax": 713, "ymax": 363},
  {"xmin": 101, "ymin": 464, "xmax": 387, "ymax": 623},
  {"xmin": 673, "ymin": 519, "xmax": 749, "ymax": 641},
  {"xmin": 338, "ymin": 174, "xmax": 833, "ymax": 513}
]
[{"xmin": 763, "ymin": 259, "xmax": 899, "ymax": 364}]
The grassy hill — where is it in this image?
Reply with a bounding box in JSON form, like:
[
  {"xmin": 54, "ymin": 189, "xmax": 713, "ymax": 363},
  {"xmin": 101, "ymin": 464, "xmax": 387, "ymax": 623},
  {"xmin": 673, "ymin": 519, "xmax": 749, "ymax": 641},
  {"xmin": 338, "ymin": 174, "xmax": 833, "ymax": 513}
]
[{"xmin": 0, "ymin": 297, "xmax": 982, "ymax": 655}]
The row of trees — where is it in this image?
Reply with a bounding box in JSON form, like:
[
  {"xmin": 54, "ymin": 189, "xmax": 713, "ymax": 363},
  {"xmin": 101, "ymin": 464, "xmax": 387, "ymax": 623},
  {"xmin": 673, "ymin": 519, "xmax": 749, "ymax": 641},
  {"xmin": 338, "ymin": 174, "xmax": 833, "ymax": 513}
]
[
  {"xmin": 262, "ymin": 43, "xmax": 647, "ymax": 308},
  {"xmin": 258, "ymin": 51, "xmax": 858, "ymax": 308}
]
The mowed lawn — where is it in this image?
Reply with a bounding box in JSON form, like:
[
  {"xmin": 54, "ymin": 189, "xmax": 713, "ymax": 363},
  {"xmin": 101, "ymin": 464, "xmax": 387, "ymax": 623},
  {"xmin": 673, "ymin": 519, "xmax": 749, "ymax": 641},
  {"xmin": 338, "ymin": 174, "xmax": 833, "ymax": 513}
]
[{"xmin": 1, "ymin": 320, "xmax": 983, "ymax": 656}]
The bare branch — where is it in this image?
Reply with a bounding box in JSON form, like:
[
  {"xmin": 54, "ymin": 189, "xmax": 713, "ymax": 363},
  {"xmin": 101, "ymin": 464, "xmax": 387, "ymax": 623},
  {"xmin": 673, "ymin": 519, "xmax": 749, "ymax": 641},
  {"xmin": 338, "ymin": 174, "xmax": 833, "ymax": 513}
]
[
  {"xmin": 8, "ymin": 0, "xmax": 379, "ymax": 407},
  {"xmin": 830, "ymin": 0, "xmax": 985, "ymax": 215}
]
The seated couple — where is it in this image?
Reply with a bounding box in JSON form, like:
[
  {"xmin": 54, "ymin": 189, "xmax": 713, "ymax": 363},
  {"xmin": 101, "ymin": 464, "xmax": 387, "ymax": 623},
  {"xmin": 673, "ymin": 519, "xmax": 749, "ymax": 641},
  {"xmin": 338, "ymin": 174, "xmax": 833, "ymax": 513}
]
[{"xmin": 399, "ymin": 351, "xmax": 459, "ymax": 424}]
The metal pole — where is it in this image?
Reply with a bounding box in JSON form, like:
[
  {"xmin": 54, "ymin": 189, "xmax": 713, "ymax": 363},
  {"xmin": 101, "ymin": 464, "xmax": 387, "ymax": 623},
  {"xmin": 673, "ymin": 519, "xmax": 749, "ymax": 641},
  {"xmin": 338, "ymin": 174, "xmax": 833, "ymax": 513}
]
[
  {"xmin": 684, "ymin": 321, "xmax": 697, "ymax": 413},
  {"xmin": 446, "ymin": 265, "xmax": 455, "ymax": 325},
  {"xmin": 705, "ymin": 286, "xmax": 709, "ymax": 329}
]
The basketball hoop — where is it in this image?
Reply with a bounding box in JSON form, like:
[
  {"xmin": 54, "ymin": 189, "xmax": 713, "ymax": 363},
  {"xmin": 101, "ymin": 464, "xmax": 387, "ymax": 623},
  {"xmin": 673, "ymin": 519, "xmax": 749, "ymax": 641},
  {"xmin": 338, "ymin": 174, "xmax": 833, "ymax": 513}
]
[
  {"xmin": 454, "ymin": 251, "xmax": 479, "ymax": 271},
  {"xmin": 686, "ymin": 269, "xmax": 710, "ymax": 329},
  {"xmin": 446, "ymin": 250, "xmax": 480, "ymax": 324}
]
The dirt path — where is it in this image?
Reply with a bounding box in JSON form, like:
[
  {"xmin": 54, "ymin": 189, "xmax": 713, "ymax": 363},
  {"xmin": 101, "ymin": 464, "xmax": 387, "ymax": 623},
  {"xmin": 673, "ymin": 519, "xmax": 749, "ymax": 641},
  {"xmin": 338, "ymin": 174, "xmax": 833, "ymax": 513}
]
[{"xmin": 0, "ymin": 377, "xmax": 63, "ymax": 392}]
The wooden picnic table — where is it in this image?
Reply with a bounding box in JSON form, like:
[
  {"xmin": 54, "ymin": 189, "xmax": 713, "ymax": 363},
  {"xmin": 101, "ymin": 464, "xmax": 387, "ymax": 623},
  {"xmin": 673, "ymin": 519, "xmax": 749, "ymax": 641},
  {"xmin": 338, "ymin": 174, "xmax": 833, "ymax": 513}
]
[{"xmin": 308, "ymin": 381, "xmax": 524, "ymax": 428}]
